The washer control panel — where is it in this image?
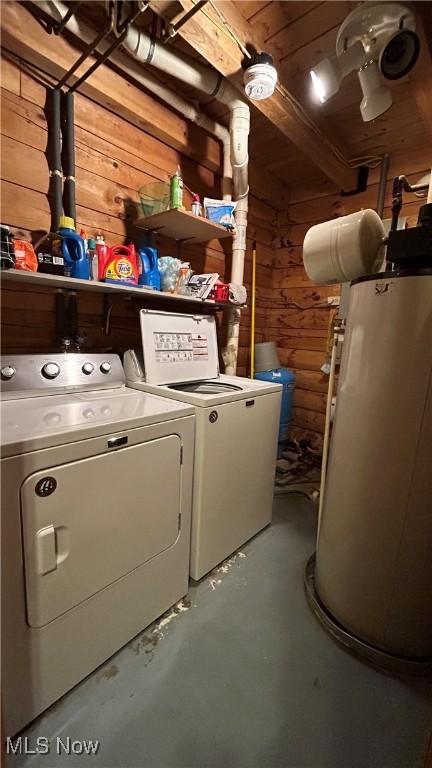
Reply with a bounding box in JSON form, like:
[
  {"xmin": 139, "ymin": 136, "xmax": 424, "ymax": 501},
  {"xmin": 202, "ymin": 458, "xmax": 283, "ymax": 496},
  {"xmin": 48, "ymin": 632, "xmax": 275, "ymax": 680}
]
[{"xmin": 0, "ymin": 354, "xmax": 124, "ymax": 399}]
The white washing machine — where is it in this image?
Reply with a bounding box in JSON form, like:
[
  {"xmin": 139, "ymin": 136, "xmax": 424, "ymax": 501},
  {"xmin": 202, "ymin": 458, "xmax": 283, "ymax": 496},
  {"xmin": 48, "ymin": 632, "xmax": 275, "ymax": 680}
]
[
  {"xmin": 1, "ymin": 353, "xmax": 194, "ymax": 736},
  {"xmin": 124, "ymin": 310, "xmax": 282, "ymax": 580}
]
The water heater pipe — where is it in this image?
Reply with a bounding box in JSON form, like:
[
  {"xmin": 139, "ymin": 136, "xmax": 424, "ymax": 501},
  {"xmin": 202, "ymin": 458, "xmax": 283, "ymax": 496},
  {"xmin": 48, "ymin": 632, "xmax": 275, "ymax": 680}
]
[
  {"xmin": 250, "ymin": 240, "xmax": 257, "ymax": 378},
  {"xmin": 317, "ymin": 327, "xmax": 339, "ymax": 540},
  {"xmin": 376, "ymin": 153, "xmax": 390, "ymax": 219}
]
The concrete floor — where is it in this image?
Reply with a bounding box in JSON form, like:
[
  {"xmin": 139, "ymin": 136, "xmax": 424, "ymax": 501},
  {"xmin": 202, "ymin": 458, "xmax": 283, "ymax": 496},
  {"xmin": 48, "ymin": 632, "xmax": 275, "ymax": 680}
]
[{"xmin": 9, "ymin": 496, "xmax": 432, "ymax": 768}]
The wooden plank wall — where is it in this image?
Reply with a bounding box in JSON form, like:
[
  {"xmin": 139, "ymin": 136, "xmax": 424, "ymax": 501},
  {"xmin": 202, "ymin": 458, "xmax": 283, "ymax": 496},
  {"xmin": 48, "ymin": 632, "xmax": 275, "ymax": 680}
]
[
  {"xmin": 271, "ymin": 148, "xmax": 432, "ymax": 451},
  {"xmin": 0, "ymin": 55, "xmax": 277, "ymax": 376}
]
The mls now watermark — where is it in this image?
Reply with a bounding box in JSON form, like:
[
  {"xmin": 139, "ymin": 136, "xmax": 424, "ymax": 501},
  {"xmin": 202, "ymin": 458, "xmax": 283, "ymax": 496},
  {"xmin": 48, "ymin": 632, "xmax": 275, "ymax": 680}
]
[{"xmin": 6, "ymin": 736, "xmax": 100, "ymax": 756}]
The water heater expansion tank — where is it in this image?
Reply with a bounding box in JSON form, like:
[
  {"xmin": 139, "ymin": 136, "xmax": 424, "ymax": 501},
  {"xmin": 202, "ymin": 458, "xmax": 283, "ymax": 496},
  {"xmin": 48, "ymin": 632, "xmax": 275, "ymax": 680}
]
[{"xmin": 313, "ymin": 272, "xmax": 432, "ymax": 664}]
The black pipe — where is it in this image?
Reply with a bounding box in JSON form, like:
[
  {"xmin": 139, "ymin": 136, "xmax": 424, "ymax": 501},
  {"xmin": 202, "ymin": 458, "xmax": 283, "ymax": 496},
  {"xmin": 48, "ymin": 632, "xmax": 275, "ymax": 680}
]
[
  {"xmin": 61, "ymin": 91, "xmax": 76, "ymax": 224},
  {"xmin": 68, "ymin": 3, "xmax": 147, "ymax": 93},
  {"xmin": 376, "ymin": 153, "xmax": 390, "ymax": 219},
  {"xmin": 164, "ymin": 0, "xmax": 208, "ymax": 39},
  {"xmin": 68, "ymin": 26, "xmax": 129, "ymax": 93},
  {"xmin": 390, "ymin": 177, "xmax": 402, "ymax": 232},
  {"xmin": 54, "ymin": 3, "xmax": 82, "ymax": 35},
  {"xmin": 55, "ymin": 290, "xmax": 66, "ymax": 344},
  {"xmin": 390, "ymin": 174, "xmax": 430, "ymax": 231},
  {"xmin": 57, "ymin": 21, "xmax": 113, "ymax": 90},
  {"xmin": 47, "ymin": 88, "xmax": 63, "ymax": 231},
  {"xmin": 68, "ymin": 292, "xmax": 79, "ymax": 350}
]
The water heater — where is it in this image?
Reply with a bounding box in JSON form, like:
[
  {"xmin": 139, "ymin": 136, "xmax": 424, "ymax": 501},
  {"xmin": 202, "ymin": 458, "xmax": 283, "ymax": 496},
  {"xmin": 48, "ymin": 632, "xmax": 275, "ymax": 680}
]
[{"xmin": 303, "ymin": 184, "xmax": 432, "ymax": 671}]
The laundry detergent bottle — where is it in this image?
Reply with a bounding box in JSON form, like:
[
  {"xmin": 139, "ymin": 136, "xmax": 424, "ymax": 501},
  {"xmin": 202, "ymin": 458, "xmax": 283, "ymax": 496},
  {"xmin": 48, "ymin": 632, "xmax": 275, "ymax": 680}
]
[
  {"xmin": 138, "ymin": 246, "xmax": 161, "ymax": 290},
  {"xmin": 57, "ymin": 216, "xmax": 90, "ymax": 280},
  {"xmin": 102, "ymin": 244, "xmax": 139, "ymax": 285}
]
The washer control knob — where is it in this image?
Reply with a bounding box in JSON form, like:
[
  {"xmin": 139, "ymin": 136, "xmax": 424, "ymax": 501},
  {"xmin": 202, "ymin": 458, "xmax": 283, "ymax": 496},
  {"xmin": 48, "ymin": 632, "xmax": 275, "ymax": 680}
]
[
  {"xmin": 82, "ymin": 362, "xmax": 94, "ymax": 375},
  {"xmin": 42, "ymin": 362, "xmax": 60, "ymax": 379},
  {"xmin": 100, "ymin": 361, "xmax": 111, "ymax": 374},
  {"xmin": 1, "ymin": 365, "xmax": 16, "ymax": 380}
]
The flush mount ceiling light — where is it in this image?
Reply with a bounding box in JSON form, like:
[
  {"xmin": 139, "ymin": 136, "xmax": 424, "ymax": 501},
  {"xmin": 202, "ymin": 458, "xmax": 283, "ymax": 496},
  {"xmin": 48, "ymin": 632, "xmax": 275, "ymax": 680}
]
[
  {"xmin": 310, "ymin": 2, "xmax": 420, "ymax": 121},
  {"xmin": 243, "ymin": 52, "xmax": 278, "ymax": 100}
]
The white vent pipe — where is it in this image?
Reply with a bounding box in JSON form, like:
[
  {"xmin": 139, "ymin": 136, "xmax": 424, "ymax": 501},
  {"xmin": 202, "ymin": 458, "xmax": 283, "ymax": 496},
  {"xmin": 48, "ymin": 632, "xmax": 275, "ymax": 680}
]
[
  {"xmin": 109, "ymin": 49, "xmax": 234, "ymax": 200},
  {"xmin": 38, "ymin": 1, "xmax": 249, "ymax": 372},
  {"xmin": 123, "ymin": 24, "xmax": 250, "ymax": 201}
]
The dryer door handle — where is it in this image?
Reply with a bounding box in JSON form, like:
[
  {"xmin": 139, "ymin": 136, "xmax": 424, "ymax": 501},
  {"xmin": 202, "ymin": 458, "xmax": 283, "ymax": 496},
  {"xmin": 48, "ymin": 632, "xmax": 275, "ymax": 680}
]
[
  {"xmin": 34, "ymin": 525, "xmax": 71, "ymax": 575},
  {"xmin": 35, "ymin": 525, "xmax": 57, "ymax": 575}
]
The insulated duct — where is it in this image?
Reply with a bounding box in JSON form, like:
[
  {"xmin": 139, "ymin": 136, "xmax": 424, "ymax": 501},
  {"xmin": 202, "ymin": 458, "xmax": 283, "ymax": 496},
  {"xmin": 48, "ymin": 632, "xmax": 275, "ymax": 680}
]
[
  {"xmin": 36, "ymin": 0, "xmax": 250, "ymax": 373},
  {"xmin": 47, "ymin": 87, "xmax": 63, "ymax": 230}
]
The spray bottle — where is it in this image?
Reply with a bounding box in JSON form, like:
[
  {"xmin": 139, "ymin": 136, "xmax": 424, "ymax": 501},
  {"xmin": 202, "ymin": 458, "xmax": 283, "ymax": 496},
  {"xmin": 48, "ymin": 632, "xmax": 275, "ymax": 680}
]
[
  {"xmin": 170, "ymin": 166, "xmax": 184, "ymax": 209},
  {"xmin": 88, "ymin": 237, "xmax": 97, "ymax": 280},
  {"xmin": 96, "ymin": 233, "xmax": 109, "ymax": 279},
  {"xmin": 191, "ymin": 193, "xmax": 202, "ymax": 216}
]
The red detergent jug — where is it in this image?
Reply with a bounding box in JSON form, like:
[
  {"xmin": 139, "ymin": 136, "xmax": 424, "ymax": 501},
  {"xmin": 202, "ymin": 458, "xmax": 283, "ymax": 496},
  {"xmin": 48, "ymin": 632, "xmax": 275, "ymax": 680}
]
[{"xmin": 102, "ymin": 244, "xmax": 139, "ymax": 285}]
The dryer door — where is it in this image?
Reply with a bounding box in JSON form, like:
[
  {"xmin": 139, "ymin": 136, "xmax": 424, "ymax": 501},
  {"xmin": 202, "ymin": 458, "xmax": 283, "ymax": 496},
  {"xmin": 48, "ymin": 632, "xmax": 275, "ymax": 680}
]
[{"xmin": 21, "ymin": 435, "xmax": 182, "ymax": 628}]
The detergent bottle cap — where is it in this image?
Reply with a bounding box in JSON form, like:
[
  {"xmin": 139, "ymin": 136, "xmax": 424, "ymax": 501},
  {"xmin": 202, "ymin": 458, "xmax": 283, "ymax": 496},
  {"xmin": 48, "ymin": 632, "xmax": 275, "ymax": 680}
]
[
  {"xmin": 88, "ymin": 237, "xmax": 96, "ymax": 250},
  {"xmin": 96, "ymin": 233, "xmax": 105, "ymax": 243},
  {"xmin": 59, "ymin": 215, "xmax": 75, "ymax": 230},
  {"xmin": 192, "ymin": 193, "xmax": 200, "ymax": 202}
]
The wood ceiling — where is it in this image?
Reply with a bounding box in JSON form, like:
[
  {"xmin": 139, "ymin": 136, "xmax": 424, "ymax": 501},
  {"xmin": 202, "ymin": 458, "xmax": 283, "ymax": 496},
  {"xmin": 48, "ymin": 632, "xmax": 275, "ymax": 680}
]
[
  {"xmin": 146, "ymin": 0, "xmax": 432, "ymax": 191},
  {"xmin": 34, "ymin": 0, "xmax": 432, "ymax": 195},
  {"xmin": 240, "ymin": 0, "xmax": 431, "ymax": 186}
]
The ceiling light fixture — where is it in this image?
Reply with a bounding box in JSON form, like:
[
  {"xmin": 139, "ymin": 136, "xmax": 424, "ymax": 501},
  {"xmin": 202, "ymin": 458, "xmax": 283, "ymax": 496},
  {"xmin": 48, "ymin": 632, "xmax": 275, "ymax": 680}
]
[{"xmin": 310, "ymin": 2, "xmax": 420, "ymax": 121}]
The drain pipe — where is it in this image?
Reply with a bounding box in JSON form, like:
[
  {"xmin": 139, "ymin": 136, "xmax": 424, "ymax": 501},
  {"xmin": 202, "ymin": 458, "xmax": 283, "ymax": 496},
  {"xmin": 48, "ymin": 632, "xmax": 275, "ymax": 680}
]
[
  {"xmin": 112, "ymin": 49, "xmax": 233, "ymax": 200},
  {"xmin": 38, "ymin": 1, "xmax": 249, "ymax": 371},
  {"xmin": 121, "ymin": 23, "xmax": 250, "ymax": 373},
  {"xmin": 122, "ymin": 22, "xmax": 250, "ymax": 197}
]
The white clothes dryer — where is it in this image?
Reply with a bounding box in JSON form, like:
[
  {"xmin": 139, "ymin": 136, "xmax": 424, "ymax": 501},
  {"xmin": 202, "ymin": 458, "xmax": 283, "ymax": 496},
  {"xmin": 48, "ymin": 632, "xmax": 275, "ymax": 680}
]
[{"xmin": 1, "ymin": 353, "xmax": 194, "ymax": 736}]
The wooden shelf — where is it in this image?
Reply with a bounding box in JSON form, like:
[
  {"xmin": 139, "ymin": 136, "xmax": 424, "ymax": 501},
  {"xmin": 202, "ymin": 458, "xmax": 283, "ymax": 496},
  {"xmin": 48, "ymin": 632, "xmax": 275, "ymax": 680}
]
[
  {"xmin": 0, "ymin": 269, "xmax": 225, "ymax": 307},
  {"xmin": 135, "ymin": 208, "xmax": 233, "ymax": 242}
]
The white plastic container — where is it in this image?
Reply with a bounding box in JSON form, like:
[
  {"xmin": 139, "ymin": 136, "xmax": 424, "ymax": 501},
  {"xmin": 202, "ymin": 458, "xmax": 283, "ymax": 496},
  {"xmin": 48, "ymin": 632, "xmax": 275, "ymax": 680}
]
[
  {"xmin": 303, "ymin": 209, "xmax": 385, "ymax": 284},
  {"xmin": 254, "ymin": 342, "xmax": 280, "ymax": 373}
]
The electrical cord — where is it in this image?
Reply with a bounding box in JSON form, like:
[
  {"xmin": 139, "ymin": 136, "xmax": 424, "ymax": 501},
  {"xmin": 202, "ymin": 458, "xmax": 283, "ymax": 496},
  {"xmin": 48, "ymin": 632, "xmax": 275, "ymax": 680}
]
[{"xmin": 348, "ymin": 154, "xmax": 383, "ymax": 169}]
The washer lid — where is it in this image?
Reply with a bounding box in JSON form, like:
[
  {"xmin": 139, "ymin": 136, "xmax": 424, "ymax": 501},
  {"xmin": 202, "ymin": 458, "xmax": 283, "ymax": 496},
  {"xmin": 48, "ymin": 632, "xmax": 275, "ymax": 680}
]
[
  {"xmin": 140, "ymin": 309, "xmax": 219, "ymax": 385},
  {"xmin": 168, "ymin": 380, "xmax": 243, "ymax": 394}
]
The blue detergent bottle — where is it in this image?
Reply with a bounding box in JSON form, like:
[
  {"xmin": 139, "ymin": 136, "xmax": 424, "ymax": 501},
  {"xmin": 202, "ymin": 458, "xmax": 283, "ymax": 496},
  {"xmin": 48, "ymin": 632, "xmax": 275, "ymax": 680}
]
[
  {"xmin": 138, "ymin": 245, "xmax": 161, "ymax": 290},
  {"xmin": 58, "ymin": 216, "xmax": 90, "ymax": 280}
]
